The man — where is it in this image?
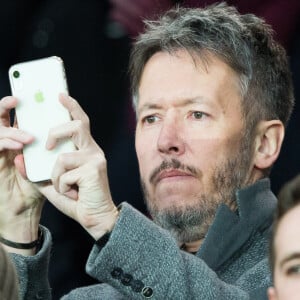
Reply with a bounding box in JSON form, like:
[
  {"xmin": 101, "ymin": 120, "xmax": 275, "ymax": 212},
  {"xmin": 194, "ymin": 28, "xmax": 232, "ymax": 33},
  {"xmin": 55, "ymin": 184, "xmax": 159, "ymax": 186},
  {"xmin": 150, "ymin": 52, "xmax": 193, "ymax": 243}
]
[
  {"xmin": 0, "ymin": 3, "xmax": 294, "ymax": 299},
  {"xmin": 268, "ymin": 175, "xmax": 300, "ymax": 300}
]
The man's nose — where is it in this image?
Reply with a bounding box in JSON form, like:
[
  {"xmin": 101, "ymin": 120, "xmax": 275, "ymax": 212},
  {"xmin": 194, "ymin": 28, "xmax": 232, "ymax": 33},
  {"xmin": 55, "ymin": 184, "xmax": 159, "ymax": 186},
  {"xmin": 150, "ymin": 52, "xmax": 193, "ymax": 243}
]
[{"xmin": 157, "ymin": 116, "xmax": 185, "ymax": 156}]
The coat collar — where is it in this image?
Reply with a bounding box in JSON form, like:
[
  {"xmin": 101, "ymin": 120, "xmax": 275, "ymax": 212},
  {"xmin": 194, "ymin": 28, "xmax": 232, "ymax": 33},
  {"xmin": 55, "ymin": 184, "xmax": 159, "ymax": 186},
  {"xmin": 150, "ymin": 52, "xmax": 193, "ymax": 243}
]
[{"xmin": 197, "ymin": 178, "xmax": 277, "ymax": 270}]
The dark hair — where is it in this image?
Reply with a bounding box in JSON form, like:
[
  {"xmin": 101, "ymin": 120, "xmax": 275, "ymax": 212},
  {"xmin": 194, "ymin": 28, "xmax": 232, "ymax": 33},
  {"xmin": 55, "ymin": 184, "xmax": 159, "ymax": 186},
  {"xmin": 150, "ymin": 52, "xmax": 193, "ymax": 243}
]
[
  {"xmin": 129, "ymin": 2, "xmax": 294, "ymax": 132},
  {"xmin": 270, "ymin": 175, "xmax": 300, "ymax": 274}
]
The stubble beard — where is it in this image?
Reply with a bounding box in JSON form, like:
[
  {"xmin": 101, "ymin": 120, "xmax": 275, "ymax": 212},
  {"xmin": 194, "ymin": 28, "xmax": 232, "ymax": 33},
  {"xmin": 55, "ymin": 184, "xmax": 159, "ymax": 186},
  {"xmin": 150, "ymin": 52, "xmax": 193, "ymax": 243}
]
[{"xmin": 141, "ymin": 134, "xmax": 254, "ymax": 245}]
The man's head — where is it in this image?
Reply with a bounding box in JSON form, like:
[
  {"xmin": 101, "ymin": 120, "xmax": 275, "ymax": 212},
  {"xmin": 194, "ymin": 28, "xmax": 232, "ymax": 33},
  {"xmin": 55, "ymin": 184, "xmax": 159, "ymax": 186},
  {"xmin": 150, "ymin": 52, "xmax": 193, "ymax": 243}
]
[
  {"xmin": 268, "ymin": 175, "xmax": 300, "ymax": 300},
  {"xmin": 131, "ymin": 3, "xmax": 294, "ymax": 245}
]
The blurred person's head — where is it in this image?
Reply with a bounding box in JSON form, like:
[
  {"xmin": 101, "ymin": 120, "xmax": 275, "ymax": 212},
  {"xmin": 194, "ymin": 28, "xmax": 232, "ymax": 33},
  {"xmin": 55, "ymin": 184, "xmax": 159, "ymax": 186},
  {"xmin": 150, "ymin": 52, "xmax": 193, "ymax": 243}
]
[
  {"xmin": 130, "ymin": 3, "xmax": 294, "ymax": 246},
  {"xmin": 0, "ymin": 243, "xmax": 19, "ymax": 299},
  {"xmin": 268, "ymin": 175, "xmax": 300, "ymax": 300}
]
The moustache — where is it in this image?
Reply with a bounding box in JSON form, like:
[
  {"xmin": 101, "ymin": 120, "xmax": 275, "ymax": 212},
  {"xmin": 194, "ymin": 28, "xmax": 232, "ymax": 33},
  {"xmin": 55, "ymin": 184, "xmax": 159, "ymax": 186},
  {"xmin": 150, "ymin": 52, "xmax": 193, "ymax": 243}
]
[{"xmin": 149, "ymin": 158, "xmax": 200, "ymax": 184}]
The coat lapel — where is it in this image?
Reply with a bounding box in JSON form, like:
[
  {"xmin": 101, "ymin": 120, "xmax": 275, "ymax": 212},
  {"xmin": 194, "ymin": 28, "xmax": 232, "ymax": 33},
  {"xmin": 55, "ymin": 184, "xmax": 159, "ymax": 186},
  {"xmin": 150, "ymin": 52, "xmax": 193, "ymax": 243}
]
[{"xmin": 197, "ymin": 178, "xmax": 277, "ymax": 270}]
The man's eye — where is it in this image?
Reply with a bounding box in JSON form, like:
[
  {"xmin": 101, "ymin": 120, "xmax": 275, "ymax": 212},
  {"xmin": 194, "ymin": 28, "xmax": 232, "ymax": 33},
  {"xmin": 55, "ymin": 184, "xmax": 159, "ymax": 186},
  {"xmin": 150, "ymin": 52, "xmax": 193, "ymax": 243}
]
[
  {"xmin": 192, "ymin": 111, "xmax": 206, "ymax": 119},
  {"xmin": 143, "ymin": 115, "xmax": 158, "ymax": 124},
  {"xmin": 286, "ymin": 265, "xmax": 300, "ymax": 275}
]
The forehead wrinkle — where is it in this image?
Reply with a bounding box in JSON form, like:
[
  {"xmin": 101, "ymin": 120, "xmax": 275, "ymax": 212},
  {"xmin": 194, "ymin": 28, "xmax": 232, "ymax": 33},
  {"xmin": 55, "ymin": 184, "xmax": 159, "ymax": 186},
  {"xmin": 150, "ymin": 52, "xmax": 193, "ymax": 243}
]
[
  {"xmin": 137, "ymin": 96, "xmax": 213, "ymax": 116},
  {"xmin": 137, "ymin": 103, "xmax": 162, "ymax": 116}
]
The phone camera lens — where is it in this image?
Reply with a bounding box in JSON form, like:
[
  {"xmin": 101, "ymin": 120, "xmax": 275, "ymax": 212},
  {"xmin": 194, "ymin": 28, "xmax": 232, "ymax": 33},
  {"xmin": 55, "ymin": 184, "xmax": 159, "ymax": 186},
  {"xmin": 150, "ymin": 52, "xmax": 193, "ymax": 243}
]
[{"xmin": 13, "ymin": 70, "xmax": 20, "ymax": 78}]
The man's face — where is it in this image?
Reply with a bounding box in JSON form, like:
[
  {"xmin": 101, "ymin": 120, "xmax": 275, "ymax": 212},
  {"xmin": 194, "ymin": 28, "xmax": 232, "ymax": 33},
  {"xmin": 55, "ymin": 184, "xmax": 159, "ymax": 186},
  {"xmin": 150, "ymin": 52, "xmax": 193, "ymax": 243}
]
[
  {"xmin": 135, "ymin": 50, "xmax": 254, "ymax": 243},
  {"xmin": 269, "ymin": 204, "xmax": 300, "ymax": 300}
]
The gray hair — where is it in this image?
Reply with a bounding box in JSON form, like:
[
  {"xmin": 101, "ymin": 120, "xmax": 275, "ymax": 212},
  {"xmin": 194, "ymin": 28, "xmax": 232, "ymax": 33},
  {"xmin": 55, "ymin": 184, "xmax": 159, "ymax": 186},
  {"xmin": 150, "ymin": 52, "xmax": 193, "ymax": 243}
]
[{"xmin": 129, "ymin": 2, "xmax": 294, "ymax": 130}]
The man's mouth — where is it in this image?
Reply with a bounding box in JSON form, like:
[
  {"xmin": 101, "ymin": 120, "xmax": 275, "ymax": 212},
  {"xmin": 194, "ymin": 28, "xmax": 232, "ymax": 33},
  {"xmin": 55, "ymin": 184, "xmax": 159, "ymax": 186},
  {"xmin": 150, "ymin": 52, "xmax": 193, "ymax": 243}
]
[
  {"xmin": 149, "ymin": 158, "xmax": 199, "ymax": 185},
  {"xmin": 154, "ymin": 169, "xmax": 194, "ymax": 185}
]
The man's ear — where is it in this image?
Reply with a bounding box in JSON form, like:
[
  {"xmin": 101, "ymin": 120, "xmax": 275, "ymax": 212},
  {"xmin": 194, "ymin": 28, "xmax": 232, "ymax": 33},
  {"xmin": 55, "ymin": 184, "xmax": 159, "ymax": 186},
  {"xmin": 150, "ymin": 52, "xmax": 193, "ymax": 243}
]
[
  {"xmin": 253, "ymin": 120, "xmax": 284, "ymax": 170},
  {"xmin": 267, "ymin": 287, "xmax": 278, "ymax": 300}
]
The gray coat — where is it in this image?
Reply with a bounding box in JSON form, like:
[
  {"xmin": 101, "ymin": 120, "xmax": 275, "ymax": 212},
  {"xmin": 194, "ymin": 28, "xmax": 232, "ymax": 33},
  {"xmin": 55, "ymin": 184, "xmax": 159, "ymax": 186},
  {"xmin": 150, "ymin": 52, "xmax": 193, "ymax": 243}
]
[{"xmin": 11, "ymin": 178, "xmax": 275, "ymax": 299}]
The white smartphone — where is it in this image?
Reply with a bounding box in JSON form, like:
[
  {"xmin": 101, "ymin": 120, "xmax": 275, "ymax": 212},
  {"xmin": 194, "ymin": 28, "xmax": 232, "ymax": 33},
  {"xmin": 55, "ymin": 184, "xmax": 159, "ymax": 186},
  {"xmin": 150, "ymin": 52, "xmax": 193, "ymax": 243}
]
[{"xmin": 8, "ymin": 56, "xmax": 75, "ymax": 182}]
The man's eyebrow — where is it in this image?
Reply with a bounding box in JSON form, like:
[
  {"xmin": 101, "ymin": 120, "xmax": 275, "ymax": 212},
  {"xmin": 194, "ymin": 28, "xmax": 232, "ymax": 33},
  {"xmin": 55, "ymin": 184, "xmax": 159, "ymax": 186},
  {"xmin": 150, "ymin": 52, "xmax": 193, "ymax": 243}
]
[
  {"xmin": 137, "ymin": 97, "xmax": 208, "ymax": 115},
  {"xmin": 137, "ymin": 103, "xmax": 162, "ymax": 115},
  {"xmin": 279, "ymin": 252, "xmax": 300, "ymax": 269}
]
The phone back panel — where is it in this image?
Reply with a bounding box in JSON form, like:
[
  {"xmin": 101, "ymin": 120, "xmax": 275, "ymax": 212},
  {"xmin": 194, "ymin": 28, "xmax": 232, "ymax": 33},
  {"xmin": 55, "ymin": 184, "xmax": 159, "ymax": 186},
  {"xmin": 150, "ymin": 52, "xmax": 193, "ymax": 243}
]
[{"xmin": 9, "ymin": 56, "xmax": 75, "ymax": 182}]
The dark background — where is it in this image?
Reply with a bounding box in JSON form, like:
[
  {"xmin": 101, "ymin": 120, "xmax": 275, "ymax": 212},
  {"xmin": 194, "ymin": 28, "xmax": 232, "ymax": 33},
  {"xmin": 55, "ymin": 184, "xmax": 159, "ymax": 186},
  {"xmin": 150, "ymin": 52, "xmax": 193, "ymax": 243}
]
[{"xmin": 0, "ymin": 0, "xmax": 299, "ymax": 298}]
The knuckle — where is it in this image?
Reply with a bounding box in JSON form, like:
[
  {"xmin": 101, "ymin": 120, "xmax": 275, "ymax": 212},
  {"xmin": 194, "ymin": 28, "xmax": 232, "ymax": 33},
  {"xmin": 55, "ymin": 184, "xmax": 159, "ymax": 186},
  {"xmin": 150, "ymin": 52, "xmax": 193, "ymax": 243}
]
[
  {"xmin": 93, "ymin": 155, "xmax": 107, "ymax": 170},
  {"xmin": 56, "ymin": 152, "xmax": 71, "ymax": 167},
  {"xmin": 73, "ymin": 115, "xmax": 90, "ymax": 129},
  {"xmin": 83, "ymin": 115, "xmax": 90, "ymax": 128},
  {"xmin": 73, "ymin": 119, "xmax": 83, "ymax": 131}
]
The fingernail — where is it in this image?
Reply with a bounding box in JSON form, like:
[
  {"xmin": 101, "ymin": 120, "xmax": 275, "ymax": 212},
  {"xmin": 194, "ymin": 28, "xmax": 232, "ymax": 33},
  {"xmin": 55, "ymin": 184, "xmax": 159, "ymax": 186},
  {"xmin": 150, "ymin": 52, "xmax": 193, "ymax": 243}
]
[{"xmin": 46, "ymin": 140, "xmax": 54, "ymax": 150}]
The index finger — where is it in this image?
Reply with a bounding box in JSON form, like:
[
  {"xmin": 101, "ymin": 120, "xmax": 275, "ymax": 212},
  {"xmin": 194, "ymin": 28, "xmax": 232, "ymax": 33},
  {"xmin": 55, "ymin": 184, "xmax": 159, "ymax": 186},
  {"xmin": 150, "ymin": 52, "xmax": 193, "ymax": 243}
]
[
  {"xmin": 59, "ymin": 94, "xmax": 90, "ymax": 129},
  {"xmin": 0, "ymin": 97, "xmax": 17, "ymax": 127}
]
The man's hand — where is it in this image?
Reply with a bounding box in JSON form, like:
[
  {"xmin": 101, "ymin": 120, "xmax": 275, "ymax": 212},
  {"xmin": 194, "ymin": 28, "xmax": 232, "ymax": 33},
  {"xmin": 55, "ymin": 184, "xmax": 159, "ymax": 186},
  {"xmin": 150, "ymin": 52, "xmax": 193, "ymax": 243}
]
[
  {"xmin": 0, "ymin": 96, "xmax": 44, "ymax": 254},
  {"xmin": 37, "ymin": 94, "xmax": 119, "ymax": 240}
]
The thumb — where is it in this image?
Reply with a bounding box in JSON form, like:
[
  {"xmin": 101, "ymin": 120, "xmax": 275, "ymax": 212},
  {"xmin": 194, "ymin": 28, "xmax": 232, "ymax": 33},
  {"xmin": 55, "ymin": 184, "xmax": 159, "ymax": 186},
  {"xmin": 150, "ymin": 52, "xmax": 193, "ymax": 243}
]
[{"xmin": 14, "ymin": 154, "xmax": 28, "ymax": 179}]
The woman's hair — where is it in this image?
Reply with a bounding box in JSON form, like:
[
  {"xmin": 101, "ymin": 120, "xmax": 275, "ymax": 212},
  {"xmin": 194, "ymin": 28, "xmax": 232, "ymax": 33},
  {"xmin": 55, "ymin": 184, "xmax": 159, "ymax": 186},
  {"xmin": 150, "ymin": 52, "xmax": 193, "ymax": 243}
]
[{"xmin": 269, "ymin": 175, "xmax": 300, "ymax": 274}]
